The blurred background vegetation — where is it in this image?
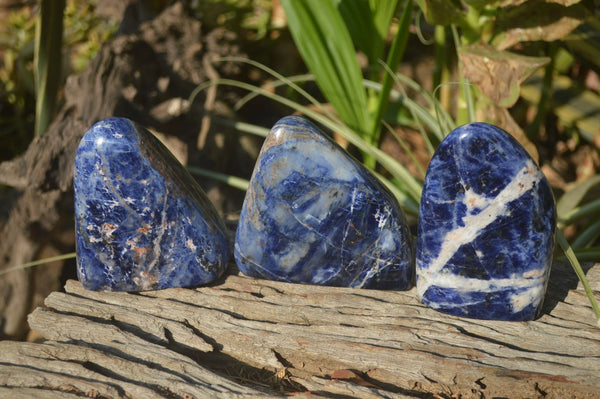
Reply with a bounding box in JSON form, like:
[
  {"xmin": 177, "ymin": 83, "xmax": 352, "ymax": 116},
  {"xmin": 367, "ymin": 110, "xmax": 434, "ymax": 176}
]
[{"xmin": 1, "ymin": 0, "xmax": 599, "ymax": 315}]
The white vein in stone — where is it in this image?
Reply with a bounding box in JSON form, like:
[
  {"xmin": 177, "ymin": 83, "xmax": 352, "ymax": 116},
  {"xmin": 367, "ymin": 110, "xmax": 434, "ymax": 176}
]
[{"xmin": 418, "ymin": 160, "xmax": 543, "ymax": 299}]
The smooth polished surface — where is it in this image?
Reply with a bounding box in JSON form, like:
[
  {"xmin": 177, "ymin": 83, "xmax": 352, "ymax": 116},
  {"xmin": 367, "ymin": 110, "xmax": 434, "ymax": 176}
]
[
  {"xmin": 417, "ymin": 122, "xmax": 556, "ymax": 320},
  {"xmin": 235, "ymin": 116, "xmax": 413, "ymax": 289},
  {"xmin": 74, "ymin": 118, "xmax": 229, "ymax": 291}
]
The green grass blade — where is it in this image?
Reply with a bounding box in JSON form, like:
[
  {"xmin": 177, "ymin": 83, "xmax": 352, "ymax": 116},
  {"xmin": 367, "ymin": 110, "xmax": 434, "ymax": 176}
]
[
  {"xmin": 34, "ymin": 0, "xmax": 65, "ymax": 136},
  {"xmin": 371, "ymin": 0, "xmax": 401, "ymax": 48},
  {"xmin": 335, "ymin": 0, "xmax": 378, "ymax": 65},
  {"xmin": 336, "ymin": 0, "xmax": 400, "ymax": 69},
  {"xmin": 203, "ymin": 56, "xmax": 343, "ymax": 126},
  {"xmin": 560, "ymin": 198, "xmax": 600, "ymax": 227},
  {"xmin": 234, "ymin": 73, "xmax": 315, "ymax": 111},
  {"xmin": 379, "ymin": 73, "xmax": 456, "ymax": 140},
  {"xmin": 209, "ymin": 116, "xmax": 270, "ymax": 138},
  {"xmin": 556, "ymin": 229, "xmax": 600, "ymax": 325},
  {"xmin": 556, "ymin": 175, "xmax": 600, "ymax": 222},
  {"xmin": 382, "ymin": 120, "xmax": 426, "ymax": 179},
  {"xmin": 281, "ymin": 0, "xmax": 369, "ymax": 135},
  {"xmin": 0, "ymin": 252, "xmax": 75, "ymax": 276},
  {"xmin": 558, "ymin": 247, "xmax": 600, "ymax": 263},
  {"xmin": 190, "ymin": 78, "xmax": 422, "ymax": 208},
  {"xmin": 369, "ymin": 0, "xmax": 413, "ymax": 151},
  {"xmin": 187, "ymin": 166, "xmax": 250, "ymax": 191},
  {"xmin": 450, "ymin": 24, "xmax": 475, "ymax": 125},
  {"xmin": 571, "ymin": 219, "xmax": 600, "ymax": 250}
]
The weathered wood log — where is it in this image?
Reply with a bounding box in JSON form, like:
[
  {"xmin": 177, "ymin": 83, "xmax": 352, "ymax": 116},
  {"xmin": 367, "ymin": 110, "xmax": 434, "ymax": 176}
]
[{"xmin": 0, "ymin": 260, "xmax": 598, "ymax": 398}]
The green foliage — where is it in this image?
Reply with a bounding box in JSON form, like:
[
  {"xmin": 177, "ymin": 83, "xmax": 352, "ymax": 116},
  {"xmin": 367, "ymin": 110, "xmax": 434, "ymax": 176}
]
[
  {"xmin": 280, "ymin": 0, "xmax": 412, "ymax": 168},
  {"xmin": 189, "ymin": 0, "xmax": 275, "ymax": 39},
  {"xmin": 0, "ymin": 6, "xmax": 37, "ymax": 159},
  {"xmin": 34, "ymin": 0, "xmax": 65, "ymax": 137},
  {"xmin": 63, "ymin": 1, "xmax": 119, "ymax": 73},
  {"xmin": 281, "ymin": 0, "xmax": 370, "ymax": 136},
  {"xmin": 0, "ymin": 0, "xmax": 117, "ymax": 159}
]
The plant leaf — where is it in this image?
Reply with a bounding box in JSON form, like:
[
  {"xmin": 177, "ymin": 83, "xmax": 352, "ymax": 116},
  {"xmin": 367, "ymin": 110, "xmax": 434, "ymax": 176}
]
[
  {"xmin": 413, "ymin": 0, "xmax": 466, "ymax": 26},
  {"xmin": 34, "ymin": 0, "xmax": 65, "ymax": 136},
  {"xmin": 476, "ymin": 102, "xmax": 539, "ymax": 162},
  {"xmin": 556, "ymin": 230, "xmax": 600, "ymax": 322},
  {"xmin": 557, "ymin": 175, "xmax": 600, "ymax": 221},
  {"xmin": 281, "ymin": 0, "xmax": 370, "ymax": 136},
  {"xmin": 564, "ymin": 18, "xmax": 600, "ymax": 71},
  {"xmin": 521, "ymin": 74, "xmax": 600, "ymax": 145},
  {"xmin": 493, "ymin": 1, "xmax": 586, "ymax": 50},
  {"xmin": 369, "ymin": 0, "xmax": 413, "ymax": 151},
  {"xmin": 335, "ymin": 0, "xmax": 400, "ymax": 68},
  {"xmin": 459, "ymin": 44, "xmax": 549, "ymax": 107}
]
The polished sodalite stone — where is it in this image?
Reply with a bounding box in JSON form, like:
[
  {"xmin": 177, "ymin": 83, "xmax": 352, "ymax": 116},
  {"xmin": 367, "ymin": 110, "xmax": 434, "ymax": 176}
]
[
  {"xmin": 74, "ymin": 118, "xmax": 230, "ymax": 291},
  {"xmin": 234, "ymin": 116, "xmax": 413, "ymax": 289},
  {"xmin": 417, "ymin": 122, "xmax": 556, "ymax": 321}
]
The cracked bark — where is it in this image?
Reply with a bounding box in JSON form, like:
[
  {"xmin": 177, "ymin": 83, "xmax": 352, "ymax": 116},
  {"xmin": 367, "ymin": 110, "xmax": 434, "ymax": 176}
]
[{"xmin": 0, "ymin": 260, "xmax": 598, "ymax": 398}]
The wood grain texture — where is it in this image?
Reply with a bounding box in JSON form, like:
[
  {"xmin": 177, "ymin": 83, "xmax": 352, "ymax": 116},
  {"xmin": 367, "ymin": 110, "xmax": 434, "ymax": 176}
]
[{"xmin": 0, "ymin": 260, "xmax": 598, "ymax": 398}]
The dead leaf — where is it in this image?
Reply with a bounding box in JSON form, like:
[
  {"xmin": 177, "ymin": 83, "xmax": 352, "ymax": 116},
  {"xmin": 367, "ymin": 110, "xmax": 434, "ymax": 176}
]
[
  {"xmin": 493, "ymin": 1, "xmax": 586, "ymax": 49},
  {"xmin": 476, "ymin": 102, "xmax": 540, "ymax": 163},
  {"xmin": 497, "ymin": 0, "xmax": 583, "ymax": 6},
  {"xmin": 459, "ymin": 44, "xmax": 549, "ymax": 107}
]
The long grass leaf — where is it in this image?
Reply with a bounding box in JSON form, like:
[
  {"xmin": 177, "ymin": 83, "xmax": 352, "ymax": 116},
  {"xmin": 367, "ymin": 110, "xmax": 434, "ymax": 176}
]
[
  {"xmin": 216, "ymin": 57, "xmax": 336, "ymax": 119},
  {"xmin": 281, "ymin": 0, "xmax": 369, "ymax": 135},
  {"xmin": 34, "ymin": 0, "xmax": 65, "ymax": 136},
  {"xmin": 210, "ymin": 116, "xmax": 270, "ymax": 138},
  {"xmin": 335, "ymin": 0, "xmax": 378, "ymax": 65},
  {"xmin": 558, "ymin": 247, "xmax": 600, "ymax": 263},
  {"xmin": 560, "ymin": 198, "xmax": 600, "ymax": 227},
  {"xmin": 382, "ymin": 73, "xmax": 456, "ymax": 139},
  {"xmin": 187, "ymin": 167, "xmax": 250, "ymax": 191},
  {"xmin": 450, "ymin": 24, "xmax": 475, "ymax": 125},
  {"xmin": 369, "ymin": 0, "xmax": 413, "ymax": 150},
  {"xmin": 234, "ymin": 73, "xmax": 315, "ymax": 110},
  {"xmin": 190, "ymin": 78, "xmax": 423, "ymax": 208},
  {"xmin": 382, "ymin": 120, "xmax": 426, "ymax": 179},
  {"xmin": 571, "ymin": 219, "xmax": 600, "ymax": 250},
  {"xmin": 0, "ymin": 252, "xmax": 75, "ymax": 276},
  {"xmin": 556, "ymin": 230, "xmax": 600, "ymax": 325},
  {"xmin": 556, "ymin": 175, "xmax": 600, "ymax": 222}
]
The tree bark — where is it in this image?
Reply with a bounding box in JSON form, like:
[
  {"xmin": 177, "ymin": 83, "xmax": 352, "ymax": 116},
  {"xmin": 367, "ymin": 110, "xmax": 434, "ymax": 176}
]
[{"xmin": 0, "ymin": 260, "xmax": 598, "ymax": 398}]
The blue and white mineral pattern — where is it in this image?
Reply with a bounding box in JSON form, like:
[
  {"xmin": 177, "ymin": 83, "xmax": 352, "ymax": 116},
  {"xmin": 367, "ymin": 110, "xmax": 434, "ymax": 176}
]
[
  {"xmin": 417, "ymin": 122, "xmax": 556, "ymax": 321},
  {"xmin": 74, "ymin": 118, "xmax": 230, "ymax": 291},
  {"xmin": 234, "ymin": 116, "xmax": 413, "ymax": 289}
]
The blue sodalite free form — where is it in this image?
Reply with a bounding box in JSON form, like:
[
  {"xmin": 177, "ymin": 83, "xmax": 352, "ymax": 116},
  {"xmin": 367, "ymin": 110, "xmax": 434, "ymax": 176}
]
[
  {"xmin": 74, "ymin": 118, "xmax": 230, "ymax": 291},
  {"xmin": 234, "ymin": 116, "xmax": 413, "ymax": 289},
  {"xmin": 417, "ymin": 122, "xmax": 556, "ymax": 321}
]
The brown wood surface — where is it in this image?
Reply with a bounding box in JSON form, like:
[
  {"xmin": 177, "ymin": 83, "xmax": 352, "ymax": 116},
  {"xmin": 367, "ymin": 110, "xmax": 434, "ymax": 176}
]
[{"xmin": 0, "ymin": 260, "xmax": 599, "ymax": 398}]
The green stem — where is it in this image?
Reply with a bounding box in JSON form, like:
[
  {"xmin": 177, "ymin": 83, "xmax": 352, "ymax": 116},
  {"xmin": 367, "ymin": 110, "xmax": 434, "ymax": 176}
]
[
  {"xmin": 450, "ymin": 25, "xmax": 475, "ymax": 125},
  {"xmin": 458, "ymin": 6, "xmax": 480, "ymax": 44},
  {"xmin": 34, "ymin": 0, "xmax": 65, "ymax": 136},
  {"xmin": 365, "ymin": 0, "xmax": 413, "ymax": 170},
  {"xmin": 556, "ymin": 229, "xmax": 600, "ymax": 325},
  {"xmin": 527, "ymin": 43, "xmax": 556, "ymax": 140},
  {"xmin": 0, "ymin": 252, "xmax": 76, "ymax": 276},
  {"xmin": 559, "ymin": 199, "xmax": 600, "ymax": 227},
  {"xmin": 571, "ymin": 219, "xmax": 600, "ymax": 249},
  {"xmin": 187, "ymin": 167, "xmax": 250, "ymax": 191},
  {"xmin": 433, "ymin": 25, "xmax": 448, "ymax": 105}
]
